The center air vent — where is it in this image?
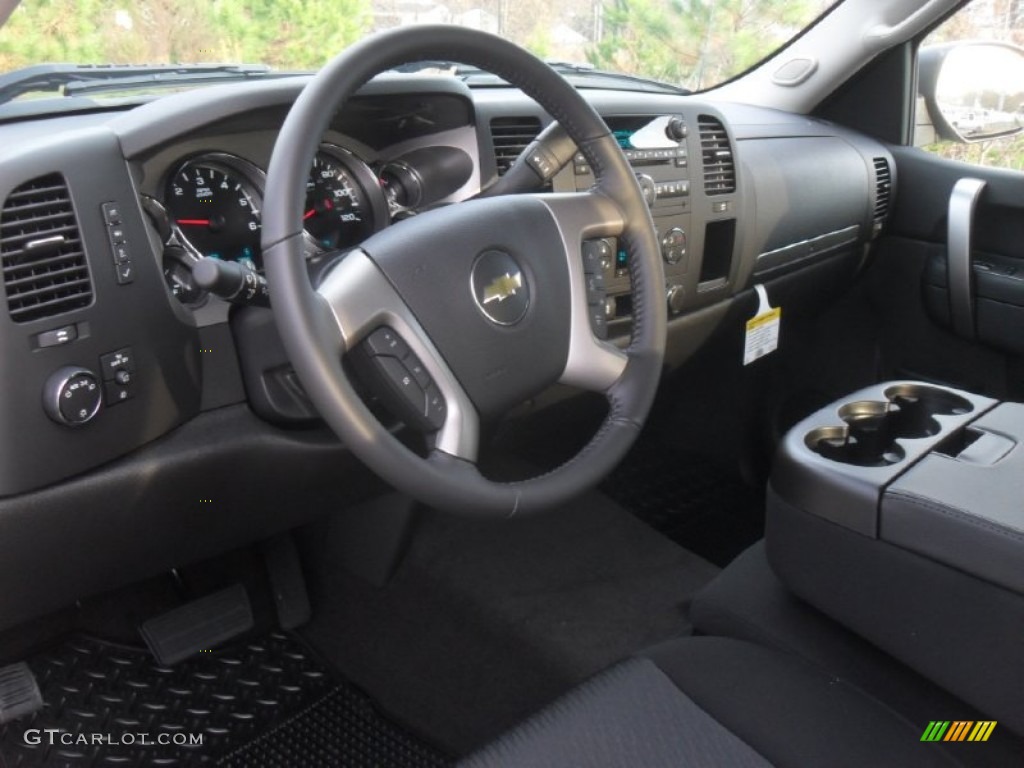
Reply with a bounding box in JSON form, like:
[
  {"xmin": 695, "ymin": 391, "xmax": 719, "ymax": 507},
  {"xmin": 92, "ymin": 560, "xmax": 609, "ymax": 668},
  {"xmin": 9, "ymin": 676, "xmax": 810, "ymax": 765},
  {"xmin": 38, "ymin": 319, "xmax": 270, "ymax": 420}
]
[
  {"xmin": 1, "ymin": 174, "xmax": 92, "ymax": 323},
  {"xmin": 698, "ymin": 115, "xmax": 736, "ymax": 195},
  {"xmin": 872, "ymin": 157, "xmax": 892, "ymax": 224},
  {"xmin": 490, "ymin": 116, "xmax": 542, "ymax": 176}
]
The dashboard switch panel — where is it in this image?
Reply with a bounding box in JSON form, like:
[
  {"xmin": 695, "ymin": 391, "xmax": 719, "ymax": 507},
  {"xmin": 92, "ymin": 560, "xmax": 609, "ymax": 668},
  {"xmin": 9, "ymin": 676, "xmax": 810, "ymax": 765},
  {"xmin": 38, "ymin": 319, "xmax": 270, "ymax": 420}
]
[
  {"xmin": 98, "ymin": 347, "xmax": 136, "ymax": 408},
  {"xmin": 99, "ymin": 347, "xmax": 136, "ymax": 380},
  {"xmin": 103, "ymin": 202, "xmax": 134, "ymax": 284}
]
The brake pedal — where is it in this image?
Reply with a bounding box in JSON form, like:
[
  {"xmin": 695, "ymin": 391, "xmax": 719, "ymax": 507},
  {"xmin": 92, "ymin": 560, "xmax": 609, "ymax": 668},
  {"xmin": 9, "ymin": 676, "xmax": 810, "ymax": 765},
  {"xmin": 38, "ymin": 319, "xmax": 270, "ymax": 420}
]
[
  {"xmin": 0, "ymin": 662, "xmax": 42, "ymax": 724},
  {"xmin": 139, "ymin": 583, "xmax": 253, "ymax": 666}
]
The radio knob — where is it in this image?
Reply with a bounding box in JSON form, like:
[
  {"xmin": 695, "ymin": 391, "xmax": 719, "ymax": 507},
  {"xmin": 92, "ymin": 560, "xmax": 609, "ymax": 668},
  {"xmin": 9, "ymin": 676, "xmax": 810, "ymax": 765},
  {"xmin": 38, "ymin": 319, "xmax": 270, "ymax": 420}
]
[
  {"xmin": 43, "ymin": 366, "xmax": 102, "ymax": 426},
  {"xmin": 666, "ymin": 284, "xmax": 686, "ymax": 315},
  {"xmin": 666, "ymin": 115, "xmax": 688, "ymax": 142},
  {"xmin": 636, "ymin": 174, "xmax": 657, "ymax": 206}
]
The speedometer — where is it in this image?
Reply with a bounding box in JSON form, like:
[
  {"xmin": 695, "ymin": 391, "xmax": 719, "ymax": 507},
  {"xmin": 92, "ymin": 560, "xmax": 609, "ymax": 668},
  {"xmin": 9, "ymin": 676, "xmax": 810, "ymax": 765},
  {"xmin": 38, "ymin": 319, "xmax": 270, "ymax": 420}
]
[
  {"xmin": 165, "ymin": 154, "xmax": 263, "ymax": 268},
  {"xmin": 303, "ymin": 148, "xmax": 387, "ymax": 253}
]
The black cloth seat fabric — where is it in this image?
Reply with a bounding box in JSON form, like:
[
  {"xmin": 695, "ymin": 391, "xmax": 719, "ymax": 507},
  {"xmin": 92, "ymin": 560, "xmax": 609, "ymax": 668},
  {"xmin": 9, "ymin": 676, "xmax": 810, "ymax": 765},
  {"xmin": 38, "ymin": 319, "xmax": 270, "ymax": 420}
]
[
  {"xmin": 691, "ymin": 542, "xmax": 1024, "ymax": 767},
  {"xmin": 459, "ymin": 636, "xmax": 964, "ymax": 768}
]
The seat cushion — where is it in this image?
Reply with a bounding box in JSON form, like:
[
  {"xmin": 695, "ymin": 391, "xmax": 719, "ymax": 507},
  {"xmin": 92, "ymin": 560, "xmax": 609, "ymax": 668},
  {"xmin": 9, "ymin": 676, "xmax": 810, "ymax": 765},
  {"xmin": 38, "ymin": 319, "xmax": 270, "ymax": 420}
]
[
  {"xmin": 459, "ymin": 655, "xmax": 768, "ymax": 768},
  {"xmin": 647, "ymin": 637, "xmax": 961, "ymax": 768},
  {"xmin": 460, "ymin": 636, "xmax": 963, "ymax": 768},
  {"xmin": 690, "ymin": 542, "xmax": 1024, "ymax": 767}
]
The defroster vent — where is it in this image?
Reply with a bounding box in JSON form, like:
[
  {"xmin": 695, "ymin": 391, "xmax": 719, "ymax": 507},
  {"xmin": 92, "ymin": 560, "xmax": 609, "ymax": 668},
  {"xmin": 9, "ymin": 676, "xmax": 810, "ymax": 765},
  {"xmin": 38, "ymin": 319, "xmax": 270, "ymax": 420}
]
[
  {"xmin": 490, "ymin": 116, "xmax": 542, "ymax": 176},
  {"xmin": 0, "ymin": 174, "xmax": 92, "ymax": 323},
  {"xmin": 698, "ymin": 115, "xmax": 736, "ymax": 195}
]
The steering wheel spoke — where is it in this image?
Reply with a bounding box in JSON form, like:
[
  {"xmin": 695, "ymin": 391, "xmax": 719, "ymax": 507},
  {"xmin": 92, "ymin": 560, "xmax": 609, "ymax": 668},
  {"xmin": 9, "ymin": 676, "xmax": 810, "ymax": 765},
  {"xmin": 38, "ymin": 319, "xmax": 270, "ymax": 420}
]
[
  {"xmin": 317, "ymin": 249, "xmax": 480, "ymax": 461},
  {"xmin": 532, "ymin": 192, "xmax": 628, "ymax": 393}
]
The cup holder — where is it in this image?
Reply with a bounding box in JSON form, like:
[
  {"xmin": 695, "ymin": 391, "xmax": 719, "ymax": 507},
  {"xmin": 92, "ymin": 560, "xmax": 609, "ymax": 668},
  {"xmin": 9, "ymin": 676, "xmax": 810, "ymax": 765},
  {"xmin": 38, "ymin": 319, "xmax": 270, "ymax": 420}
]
[
  {"xmin": 884, "ymin": 384, "xmax": 973, "ymax": 439},
  {"xmin": 806, "ymin": 423, "xmax": 906, "ymax": 467},
  {"xmin": 805, "ymin": 385, "xmax": 975, "ymax": 467}
]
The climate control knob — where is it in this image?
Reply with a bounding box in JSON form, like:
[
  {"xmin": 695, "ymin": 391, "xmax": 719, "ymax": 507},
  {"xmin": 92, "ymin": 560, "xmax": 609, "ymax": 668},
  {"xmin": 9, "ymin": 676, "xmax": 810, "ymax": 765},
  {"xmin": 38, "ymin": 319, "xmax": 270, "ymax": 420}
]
[
  {"xmin": 43, "ymin": 366, "xmax": 102, "ymax": 427},
  {"xmin": 666, "ymin": 284, "xmax": 686, "ymax": 315}
]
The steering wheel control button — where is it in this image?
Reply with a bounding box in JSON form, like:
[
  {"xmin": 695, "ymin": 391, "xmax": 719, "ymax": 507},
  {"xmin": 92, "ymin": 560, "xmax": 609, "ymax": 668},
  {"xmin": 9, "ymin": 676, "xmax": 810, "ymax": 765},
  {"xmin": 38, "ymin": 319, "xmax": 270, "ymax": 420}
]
[
  {"xmin": 35, "ymin": 324, "xmax": 78, "ymax": 349},
  {"xmin": 424, "ymin": 386, "xmax": 447, "ymax": 429},
  {"xmin": 471, "ymin": 250, "xmax": 530, "ymax": 326},
  {"xmin": 585, "ymin": 271, "xmax": 606, "ymax": 305},
  {"xmin": 526, "ymin": 145, "xmax": 558, "ymax": 179},
  {"xmin": 378, "ymin": 355, "xmax": 426, "ymax": 412},
  {"xmin": 43, "ymin": 366, "xmax": 102, "ymax": 426},
  {"xmin": 589, "ymin": 305, "xmax": 609, "ymax": 340},
  {"xmin": 582, "ymin": 239, "xmax": 614, "ymax": 274},
  {"xmin": 355, "ymin": 326, "xmax": 445, "ymax": 432},
  {"xmin": 364, "ymin": 327, "xmax": 410, "ymax": 359},
  {"xmin": 404, "ymin": 356, "xmax": 431, "ymax": 389}
]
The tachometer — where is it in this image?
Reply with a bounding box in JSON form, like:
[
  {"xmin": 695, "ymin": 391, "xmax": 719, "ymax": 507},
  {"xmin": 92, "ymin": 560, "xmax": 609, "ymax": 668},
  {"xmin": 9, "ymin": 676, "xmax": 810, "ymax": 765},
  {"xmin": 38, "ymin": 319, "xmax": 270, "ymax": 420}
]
[
  {"xmin": 165, "ymin": 154, "xmax": 263, "ymax": 268},
  {"xmin": 303, "ymin": 148, "xmax": 386, "ymax": 253}
]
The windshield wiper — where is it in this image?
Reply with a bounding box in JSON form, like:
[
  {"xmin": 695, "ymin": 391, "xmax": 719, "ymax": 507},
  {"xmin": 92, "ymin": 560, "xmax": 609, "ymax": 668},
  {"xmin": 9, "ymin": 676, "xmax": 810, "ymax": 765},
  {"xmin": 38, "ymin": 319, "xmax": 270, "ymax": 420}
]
[{"xmin": 0, "ymin": 63, "xmax": 287, "ymax": 105}]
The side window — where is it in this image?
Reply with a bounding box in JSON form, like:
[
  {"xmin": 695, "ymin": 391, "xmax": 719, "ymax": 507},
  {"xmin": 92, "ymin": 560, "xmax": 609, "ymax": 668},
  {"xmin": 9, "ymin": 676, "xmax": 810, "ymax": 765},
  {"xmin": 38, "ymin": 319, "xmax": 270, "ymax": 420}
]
[{"xmin": 916, "ymin": 0, "xmax": 1024, "ymax": 169}]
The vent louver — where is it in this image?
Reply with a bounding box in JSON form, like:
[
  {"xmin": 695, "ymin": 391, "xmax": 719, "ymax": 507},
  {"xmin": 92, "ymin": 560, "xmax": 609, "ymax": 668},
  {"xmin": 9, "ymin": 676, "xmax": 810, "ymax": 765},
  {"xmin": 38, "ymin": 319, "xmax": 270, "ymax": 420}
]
[
  {"xmin": 698, "ymin": 115, "xmax": 736, "ymax": 195},
  {"xmin": 872, "ymin": 157, "xmax": 892, "ymax": 223},
  {"xmin": 1, "ymin": 174, "xmax": 92, "ymax": 323},
  {"xmin": 490, "ymin": 116, "xmax": 542, "ymax": 176}
]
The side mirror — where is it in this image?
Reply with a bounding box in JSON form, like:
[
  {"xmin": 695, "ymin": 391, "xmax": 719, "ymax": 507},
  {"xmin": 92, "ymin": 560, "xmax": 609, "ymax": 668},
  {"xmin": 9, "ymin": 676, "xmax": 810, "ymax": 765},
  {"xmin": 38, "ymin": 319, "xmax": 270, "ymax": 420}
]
[{"xmin": 919, "ymin": 42, "xmax": 1024, "ymax": 143}]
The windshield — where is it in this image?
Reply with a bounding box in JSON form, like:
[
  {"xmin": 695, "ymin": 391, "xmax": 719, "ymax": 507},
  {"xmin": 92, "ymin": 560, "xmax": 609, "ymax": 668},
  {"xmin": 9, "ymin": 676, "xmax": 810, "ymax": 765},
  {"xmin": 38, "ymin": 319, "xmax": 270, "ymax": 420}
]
[{"xmin": 0, "ymin": 0, "xmax": 837, "ymax": 95}]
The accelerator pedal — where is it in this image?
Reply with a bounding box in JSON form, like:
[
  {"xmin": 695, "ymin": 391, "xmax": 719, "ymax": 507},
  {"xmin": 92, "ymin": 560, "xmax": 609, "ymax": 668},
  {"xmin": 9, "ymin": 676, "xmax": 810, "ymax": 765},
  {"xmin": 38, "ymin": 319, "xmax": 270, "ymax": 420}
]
[{"xmin": 140, "ymin": 583, "xmax": 253, "ymax": 666}]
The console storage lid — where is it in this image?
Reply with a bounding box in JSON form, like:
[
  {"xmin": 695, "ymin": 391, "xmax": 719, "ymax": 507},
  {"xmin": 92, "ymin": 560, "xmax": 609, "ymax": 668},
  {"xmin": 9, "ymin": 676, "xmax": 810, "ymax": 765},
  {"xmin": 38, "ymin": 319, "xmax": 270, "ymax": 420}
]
[{"xmin": 882, "ymin": 402, "xmax": 1024, "ymax": 595}]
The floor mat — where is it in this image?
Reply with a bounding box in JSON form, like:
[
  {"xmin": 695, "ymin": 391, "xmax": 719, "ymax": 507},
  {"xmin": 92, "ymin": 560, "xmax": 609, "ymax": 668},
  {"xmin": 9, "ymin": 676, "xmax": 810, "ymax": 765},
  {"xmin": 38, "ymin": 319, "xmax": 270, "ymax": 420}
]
[
  {"xmin": 300, "ymin": 491, "xmax": 719, "ymax": 755},
  {"xmin": 601, "ymin": 440, "xmax": 764, "ymax": 567},
  {"xmin": 0, "ymin": 632, "xmax": 449, "ymax": 767}
]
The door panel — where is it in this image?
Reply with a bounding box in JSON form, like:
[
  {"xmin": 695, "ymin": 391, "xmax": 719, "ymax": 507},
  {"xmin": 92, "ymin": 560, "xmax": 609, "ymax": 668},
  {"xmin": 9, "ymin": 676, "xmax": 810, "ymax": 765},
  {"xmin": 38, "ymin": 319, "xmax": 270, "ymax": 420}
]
[{"xmin": 866, "ymin": 145, "xmax": 1024, "ymax": 400}]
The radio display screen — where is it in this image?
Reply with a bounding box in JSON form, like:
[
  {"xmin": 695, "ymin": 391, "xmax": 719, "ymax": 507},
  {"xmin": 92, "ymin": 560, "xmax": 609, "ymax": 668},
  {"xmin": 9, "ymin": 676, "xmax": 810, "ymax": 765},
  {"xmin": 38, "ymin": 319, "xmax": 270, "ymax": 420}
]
[{"xmin": 607, "ymin": 116, "xmax": 656, "ymax": 150}]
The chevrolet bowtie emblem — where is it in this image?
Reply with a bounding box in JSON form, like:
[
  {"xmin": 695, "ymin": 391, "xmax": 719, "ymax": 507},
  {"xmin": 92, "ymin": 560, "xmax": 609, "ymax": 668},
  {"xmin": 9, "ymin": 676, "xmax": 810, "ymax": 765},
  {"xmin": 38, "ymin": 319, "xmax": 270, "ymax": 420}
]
[{"xmin": 481, "ymin": 271, "xmax": 523, "ymax": 304}]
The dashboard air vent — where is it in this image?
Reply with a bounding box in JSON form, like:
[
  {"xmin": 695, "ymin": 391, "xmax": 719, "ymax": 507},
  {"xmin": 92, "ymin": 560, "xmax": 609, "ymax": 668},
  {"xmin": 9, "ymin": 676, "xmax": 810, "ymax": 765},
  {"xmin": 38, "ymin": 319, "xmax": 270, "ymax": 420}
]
[
  {"xmin": 872, "ymin": 157, "xmax": 892, "ymax": 223},
  {"xmin": 698, "ymin": 115, "xmax": 736, "ymax": 195},
  {"xmin": 0, "ymin": 174, "xmax": 92, "ymax": 323},
  {"xmin": 490, "ymin": 116, "xmax": 542, "ymax": 176}
]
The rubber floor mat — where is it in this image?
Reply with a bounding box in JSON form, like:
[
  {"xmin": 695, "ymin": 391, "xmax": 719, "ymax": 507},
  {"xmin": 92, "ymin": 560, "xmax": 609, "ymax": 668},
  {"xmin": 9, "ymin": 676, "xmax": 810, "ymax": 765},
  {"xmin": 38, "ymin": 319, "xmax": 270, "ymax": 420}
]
[
  {"xmin": 0, "ymin": 632, "xmax": 449, "ymax": 767},
  {"xmin": 601, "ymin": 441, "xmax": 764, "ymax": 567}
]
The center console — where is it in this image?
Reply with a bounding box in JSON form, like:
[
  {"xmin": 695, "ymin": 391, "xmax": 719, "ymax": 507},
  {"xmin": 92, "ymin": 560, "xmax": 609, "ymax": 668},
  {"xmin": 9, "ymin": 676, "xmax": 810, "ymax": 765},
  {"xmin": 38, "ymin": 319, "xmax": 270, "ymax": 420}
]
[{"xmin": 767, "ymin": 381, "xmax": 1024, "ymax": 735}]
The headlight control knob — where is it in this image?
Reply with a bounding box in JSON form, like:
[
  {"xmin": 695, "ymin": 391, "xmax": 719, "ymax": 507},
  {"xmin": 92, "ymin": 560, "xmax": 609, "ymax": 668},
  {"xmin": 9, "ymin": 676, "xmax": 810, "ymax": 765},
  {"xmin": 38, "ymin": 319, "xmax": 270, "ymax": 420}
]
[{"xmin": 43, "ymin": 366, "xmax": 102, "ymax": 426}]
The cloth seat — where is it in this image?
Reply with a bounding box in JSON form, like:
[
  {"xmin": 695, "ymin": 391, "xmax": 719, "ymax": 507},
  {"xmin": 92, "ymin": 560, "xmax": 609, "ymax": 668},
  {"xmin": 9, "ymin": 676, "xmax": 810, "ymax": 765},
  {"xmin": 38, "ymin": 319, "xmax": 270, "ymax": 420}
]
[{"xmin": 459, "ymin": 636, "xmax": 967, "ymax": 768}]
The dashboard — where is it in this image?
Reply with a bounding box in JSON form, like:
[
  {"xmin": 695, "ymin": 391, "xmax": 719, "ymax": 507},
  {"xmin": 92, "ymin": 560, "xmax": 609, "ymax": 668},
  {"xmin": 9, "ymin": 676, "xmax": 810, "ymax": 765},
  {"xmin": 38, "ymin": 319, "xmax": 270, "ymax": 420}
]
[{"xmin": 0, "ymin": 74, "xmax": 894, "ymax": 499}]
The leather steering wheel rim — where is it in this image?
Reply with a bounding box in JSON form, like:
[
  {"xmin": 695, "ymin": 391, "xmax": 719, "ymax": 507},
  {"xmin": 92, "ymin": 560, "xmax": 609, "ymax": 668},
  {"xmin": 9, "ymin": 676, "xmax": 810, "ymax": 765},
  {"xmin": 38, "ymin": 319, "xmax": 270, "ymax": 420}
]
[{"xmin": 262, "ymin": 25, "xmax": 666, "ymax": 517}]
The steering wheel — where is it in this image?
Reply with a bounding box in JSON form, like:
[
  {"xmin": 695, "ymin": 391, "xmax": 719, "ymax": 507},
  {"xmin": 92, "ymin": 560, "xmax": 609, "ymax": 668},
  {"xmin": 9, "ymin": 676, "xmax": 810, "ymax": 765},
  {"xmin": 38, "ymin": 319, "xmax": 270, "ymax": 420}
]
[{"xmin": 262, "ymin": 25, "xmax": 666, "ymax": 517}]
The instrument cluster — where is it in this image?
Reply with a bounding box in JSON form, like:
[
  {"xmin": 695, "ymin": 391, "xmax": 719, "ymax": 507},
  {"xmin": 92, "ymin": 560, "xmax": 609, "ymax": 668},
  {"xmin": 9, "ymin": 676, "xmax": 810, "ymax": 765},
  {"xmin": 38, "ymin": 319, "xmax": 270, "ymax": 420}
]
[{"xmin": 152, "ymin": 145, "xmax": 389, "ymax": 305}]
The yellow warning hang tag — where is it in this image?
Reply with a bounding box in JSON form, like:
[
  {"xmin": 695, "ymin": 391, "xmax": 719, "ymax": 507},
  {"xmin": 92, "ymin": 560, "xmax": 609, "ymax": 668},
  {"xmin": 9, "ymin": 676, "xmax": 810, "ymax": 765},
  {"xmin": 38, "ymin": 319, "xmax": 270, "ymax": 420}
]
[{"xmin": 743, "ymin": 284, "xmax": 781, "ymax": 366}]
